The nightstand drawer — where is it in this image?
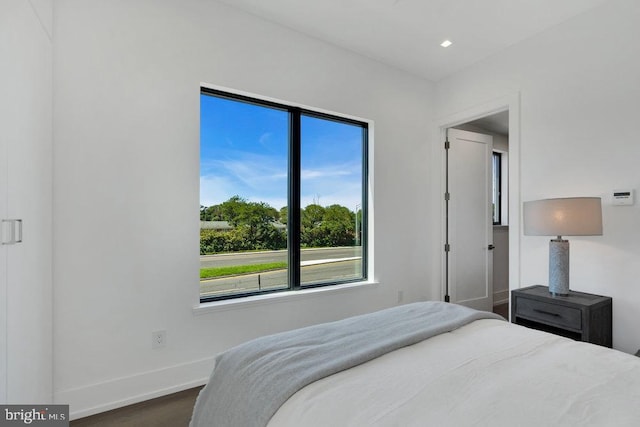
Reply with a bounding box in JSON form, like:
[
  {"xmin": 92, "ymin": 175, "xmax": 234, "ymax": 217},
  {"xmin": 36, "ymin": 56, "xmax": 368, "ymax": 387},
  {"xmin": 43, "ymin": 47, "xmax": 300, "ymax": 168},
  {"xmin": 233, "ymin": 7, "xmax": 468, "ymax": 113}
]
[
  {"xmin": 512, "ymin": 285, "xmax": 612, "ymax": 347},
  {"xmin": 516, "ymin": 298, "xmax": 582, "ymax": 330}
]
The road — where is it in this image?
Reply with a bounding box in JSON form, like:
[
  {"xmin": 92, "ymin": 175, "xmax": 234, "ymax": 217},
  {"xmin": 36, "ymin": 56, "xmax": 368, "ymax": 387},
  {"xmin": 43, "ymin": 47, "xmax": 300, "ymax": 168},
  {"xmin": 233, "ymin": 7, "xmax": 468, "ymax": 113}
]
[
  {"xmin": 200, "ymin": 247, "xmax": 363, "ymax": 298},
  {"xmin": 200, "ymin": 246, "xmax": 362, "ymax": 268}
]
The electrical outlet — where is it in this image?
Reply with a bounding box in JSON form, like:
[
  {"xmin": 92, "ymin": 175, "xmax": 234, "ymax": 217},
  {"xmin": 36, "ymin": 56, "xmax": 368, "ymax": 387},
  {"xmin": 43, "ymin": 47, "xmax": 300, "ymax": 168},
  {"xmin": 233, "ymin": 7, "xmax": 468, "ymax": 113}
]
[{"xmin": 152, "ymin": 330, "xmax": 166, "ymax": 349}]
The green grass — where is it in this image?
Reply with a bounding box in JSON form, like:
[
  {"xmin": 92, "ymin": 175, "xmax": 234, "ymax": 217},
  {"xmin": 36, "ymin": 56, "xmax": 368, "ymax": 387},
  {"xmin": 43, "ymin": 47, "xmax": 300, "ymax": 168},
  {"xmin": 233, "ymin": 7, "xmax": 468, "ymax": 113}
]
[{"xmin": 200, "ymin": 262, "xmax": 287, "ymax": 279}]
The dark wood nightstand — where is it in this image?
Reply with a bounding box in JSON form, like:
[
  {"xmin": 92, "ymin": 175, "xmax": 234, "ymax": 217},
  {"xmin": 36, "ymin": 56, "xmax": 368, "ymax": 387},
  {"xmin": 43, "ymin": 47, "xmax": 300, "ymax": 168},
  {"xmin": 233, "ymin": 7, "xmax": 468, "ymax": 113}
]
[{"xmin": 511, "ymin": 285, "xmax": 612, "ymax": 347}]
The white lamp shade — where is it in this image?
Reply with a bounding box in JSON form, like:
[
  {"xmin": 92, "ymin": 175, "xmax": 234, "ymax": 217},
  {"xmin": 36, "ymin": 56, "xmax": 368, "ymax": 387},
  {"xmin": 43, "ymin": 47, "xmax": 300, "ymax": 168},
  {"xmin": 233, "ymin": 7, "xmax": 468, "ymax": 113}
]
[{"xmin": 523, "ymin": 197, "xmax": 603, "ymax": 237}]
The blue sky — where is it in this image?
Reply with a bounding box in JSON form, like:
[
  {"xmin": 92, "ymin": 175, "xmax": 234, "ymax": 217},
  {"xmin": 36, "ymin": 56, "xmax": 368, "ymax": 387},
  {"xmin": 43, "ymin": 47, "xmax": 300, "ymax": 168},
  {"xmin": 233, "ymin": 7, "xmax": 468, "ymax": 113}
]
[{"xmin": 200, "ymin": 94, "xmax": 363, "ymax": 211}]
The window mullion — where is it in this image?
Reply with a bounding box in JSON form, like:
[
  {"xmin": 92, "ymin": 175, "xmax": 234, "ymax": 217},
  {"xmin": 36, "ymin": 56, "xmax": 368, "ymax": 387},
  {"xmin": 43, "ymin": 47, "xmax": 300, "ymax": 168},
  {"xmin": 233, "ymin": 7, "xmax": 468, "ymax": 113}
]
[{"xmin": 288, "ymin": 108, "xmax": 302, "ymax": 290}]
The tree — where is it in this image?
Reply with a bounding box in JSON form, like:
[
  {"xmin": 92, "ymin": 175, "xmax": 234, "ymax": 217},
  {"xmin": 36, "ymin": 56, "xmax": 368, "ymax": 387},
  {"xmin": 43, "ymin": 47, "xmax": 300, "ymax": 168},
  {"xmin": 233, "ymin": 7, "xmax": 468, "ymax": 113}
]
[
  {"xmin": 200, "ymin": 196, "xmax": 285, "ymax": 253},
  {"xmin": 323, "ymin": 204, "xmax": 353, "ymax": 226},
  {"xmin": 218, "ymin": 195, "xmax": 247, "ymax": 226},
  {"xmin": 279, "ymin": 206, "xmax": 288, "ymax": 225},
  {"xmin": 201, "ymin": 197, "xmax": 358, "ymax": 253},
  {"xmin": 300, "ymin": 204, "xmax": 355, "ymax": 247},
  {"xmin": 318, "ymin": 205, "xmax": 355, "ymax": 246},
  {"xmin": 200, "ymin": 204, "xmax": 223, "ymax": 221},
  {"xmin": 235, "ymin": 201, "xmax": 278, "ymax": 232},
  {"xmin": 301, "ymin": 204, "xmax": 325, "ymax": 229}
]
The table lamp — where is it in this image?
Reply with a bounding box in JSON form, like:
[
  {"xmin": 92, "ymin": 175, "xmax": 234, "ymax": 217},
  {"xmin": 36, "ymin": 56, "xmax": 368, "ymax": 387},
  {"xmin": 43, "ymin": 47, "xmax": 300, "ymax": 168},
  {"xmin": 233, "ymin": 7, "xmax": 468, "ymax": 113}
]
[{"xmin": 523, "ymin": 197, "xmax": 603, "ymax": 296}]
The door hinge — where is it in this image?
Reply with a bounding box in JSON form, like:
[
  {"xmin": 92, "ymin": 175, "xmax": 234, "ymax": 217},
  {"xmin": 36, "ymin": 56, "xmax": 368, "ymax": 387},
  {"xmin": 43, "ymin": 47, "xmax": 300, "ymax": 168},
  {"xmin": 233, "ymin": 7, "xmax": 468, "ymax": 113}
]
[
  {"xmin": 444, "ymin": 243, "xmax": 450, "ymax": 252},
  {"xmin": 444, "ymin": 140, "xmax": 450, "ymax": 150},
  {"xmin": 444, "ymin": 192, "xmax": 450, "ymax": 201}
]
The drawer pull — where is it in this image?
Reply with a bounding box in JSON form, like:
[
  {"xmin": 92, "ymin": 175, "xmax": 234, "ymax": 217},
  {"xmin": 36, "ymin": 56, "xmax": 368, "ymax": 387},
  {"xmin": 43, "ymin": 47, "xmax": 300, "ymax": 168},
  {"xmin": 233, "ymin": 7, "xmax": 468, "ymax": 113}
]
[{"xmin": 533, "ymin": 308, "xmax": 560, "ymax": 317}]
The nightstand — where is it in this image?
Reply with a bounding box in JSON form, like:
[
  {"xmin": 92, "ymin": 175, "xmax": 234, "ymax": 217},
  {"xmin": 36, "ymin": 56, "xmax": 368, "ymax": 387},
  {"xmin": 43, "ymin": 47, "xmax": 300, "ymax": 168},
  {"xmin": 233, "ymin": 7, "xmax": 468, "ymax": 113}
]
[{"xmin": 511, "ymin": 285, "xmax": 612, "ymax": 347}]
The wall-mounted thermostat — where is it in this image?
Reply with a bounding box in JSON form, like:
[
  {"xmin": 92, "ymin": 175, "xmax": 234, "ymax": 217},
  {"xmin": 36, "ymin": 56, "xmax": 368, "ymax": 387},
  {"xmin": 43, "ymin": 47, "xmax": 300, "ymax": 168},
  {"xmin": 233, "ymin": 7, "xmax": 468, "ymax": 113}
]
[{"xmin": 613, "ymin": 189, "xmax": 634, "ymax": 206}]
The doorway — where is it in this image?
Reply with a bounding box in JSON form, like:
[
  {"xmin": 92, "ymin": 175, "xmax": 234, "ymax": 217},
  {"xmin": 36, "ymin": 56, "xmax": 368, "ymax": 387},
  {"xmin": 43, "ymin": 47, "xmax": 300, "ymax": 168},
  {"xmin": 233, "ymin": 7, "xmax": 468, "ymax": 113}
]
[{"xmin": 439, "ymin": 95, "xmax": 519, "ymax": 319}]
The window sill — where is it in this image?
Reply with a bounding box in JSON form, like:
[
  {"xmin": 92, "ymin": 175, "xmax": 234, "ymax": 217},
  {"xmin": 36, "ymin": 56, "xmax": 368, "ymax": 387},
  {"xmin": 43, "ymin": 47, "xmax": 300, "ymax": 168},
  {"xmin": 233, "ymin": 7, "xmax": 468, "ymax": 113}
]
[{"xmin": 193, "ymin": 280, "xmax": 379, "ymax": 315}]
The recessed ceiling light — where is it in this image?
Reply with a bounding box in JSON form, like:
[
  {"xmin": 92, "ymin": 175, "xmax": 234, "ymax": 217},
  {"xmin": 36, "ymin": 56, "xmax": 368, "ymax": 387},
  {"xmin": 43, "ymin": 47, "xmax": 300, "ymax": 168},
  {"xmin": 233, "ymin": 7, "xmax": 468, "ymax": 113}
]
[{"xmin": 440, "ymin": 40, "xmax": 453, "ymax": 48}]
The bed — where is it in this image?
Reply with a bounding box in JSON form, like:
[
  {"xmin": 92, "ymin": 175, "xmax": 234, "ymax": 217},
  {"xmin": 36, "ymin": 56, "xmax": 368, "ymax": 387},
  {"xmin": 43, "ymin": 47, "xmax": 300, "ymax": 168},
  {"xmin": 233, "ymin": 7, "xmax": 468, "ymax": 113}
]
[{"xmin": 190, "ymin": 302, "xmax": 640, "ymax": 427}]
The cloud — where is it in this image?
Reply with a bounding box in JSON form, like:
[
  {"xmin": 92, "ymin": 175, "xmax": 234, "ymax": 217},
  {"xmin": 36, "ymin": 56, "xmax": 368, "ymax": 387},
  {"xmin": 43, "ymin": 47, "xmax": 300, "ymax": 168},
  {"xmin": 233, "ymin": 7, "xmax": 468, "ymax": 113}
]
[
  {"xmin": 222, "ymin": 156, "xmax": 287, "ymax": 188},
  {"xmin": 301, "ymin": 160, "xmax": 360, "ymax": 181},
  {"xmin": 201, "ymin": 152, "xmax": 363, "ymax": 210},
  {"xmin": 200, "ymin": 175, "xmax": 236, "ymax": 207},
  {"xmin": 301, "ymin": 169, "xmax": 351, "ymax": 180},
  {"xmin": 200, "ymin": 151, "xmax": 288, "ymax": 207},
  {"xmin": 258, "ymin": 132, "xmax": 272, "ymax": 145},
  {"xmin": 301, "ymin": 179, "xmax": 363, "ymax": 211}
]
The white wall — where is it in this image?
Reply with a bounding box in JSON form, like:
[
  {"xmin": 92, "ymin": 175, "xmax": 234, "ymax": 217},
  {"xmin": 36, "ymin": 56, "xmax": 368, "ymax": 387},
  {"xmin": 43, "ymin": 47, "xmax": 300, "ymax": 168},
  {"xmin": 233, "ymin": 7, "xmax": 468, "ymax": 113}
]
[
  {"xmin": 436, "ymin": 0, "xmax": 640, "ymax": 353},
  {"xmin": 53, "ymin": 0, "xmax": 434, "ymax": 418},
  {"xmin": 0, "ymin": 0, "xmax": 53, "ymax": 403}
]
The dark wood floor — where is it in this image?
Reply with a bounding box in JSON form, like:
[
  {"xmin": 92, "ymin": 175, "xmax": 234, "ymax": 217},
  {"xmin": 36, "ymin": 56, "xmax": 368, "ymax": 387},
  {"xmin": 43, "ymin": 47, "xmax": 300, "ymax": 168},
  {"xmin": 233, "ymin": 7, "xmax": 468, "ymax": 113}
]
[
  {"xmin": 493, "ymin": 302, "xmax": 509, "ymax": 319},
  {"xmin": 71, "ymin": 386, "xmax": 203, "ymax": 427},
  {"xmin": 72, "ymin": 303, "xmax": 510, "ymax": 426}
]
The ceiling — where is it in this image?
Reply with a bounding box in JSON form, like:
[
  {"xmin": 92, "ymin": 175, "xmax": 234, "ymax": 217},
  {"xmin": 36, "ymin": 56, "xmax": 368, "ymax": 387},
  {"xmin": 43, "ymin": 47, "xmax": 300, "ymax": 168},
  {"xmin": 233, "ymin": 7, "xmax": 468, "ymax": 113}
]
[
  {"xmin": 466, "ymin": 110, "xmax": 509, "ymax": 136},
  {"xmin": 215, "ymin": 0, "xmax": 610, "ymax": 82}
]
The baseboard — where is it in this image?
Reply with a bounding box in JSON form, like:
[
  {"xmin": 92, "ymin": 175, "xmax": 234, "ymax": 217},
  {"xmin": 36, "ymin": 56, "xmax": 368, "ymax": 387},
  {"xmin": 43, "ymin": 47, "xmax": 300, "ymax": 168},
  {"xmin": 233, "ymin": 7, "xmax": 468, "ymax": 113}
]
[
  {"xmin": 493, "ymin": 289, "xmax": 509, "ymax": 306},
  {"xmin": 56, "ymin": 356, "xmax": 214, "ymax": 420}
]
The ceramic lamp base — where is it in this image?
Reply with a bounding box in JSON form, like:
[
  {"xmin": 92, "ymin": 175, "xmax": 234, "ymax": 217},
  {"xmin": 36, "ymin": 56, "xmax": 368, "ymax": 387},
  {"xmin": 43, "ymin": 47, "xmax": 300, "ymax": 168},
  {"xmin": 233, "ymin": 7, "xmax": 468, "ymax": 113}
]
[{"xmin": 549, "ymin": 238, "xmax": 569, "ymax": 296}]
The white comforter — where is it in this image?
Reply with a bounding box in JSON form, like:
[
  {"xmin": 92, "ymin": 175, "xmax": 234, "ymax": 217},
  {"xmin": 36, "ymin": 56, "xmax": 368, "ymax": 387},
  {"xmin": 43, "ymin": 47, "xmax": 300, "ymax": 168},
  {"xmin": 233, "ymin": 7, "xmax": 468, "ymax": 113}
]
[{"xmin": 269, "ymin": 319, "xmax": 640, "ymax": 427}]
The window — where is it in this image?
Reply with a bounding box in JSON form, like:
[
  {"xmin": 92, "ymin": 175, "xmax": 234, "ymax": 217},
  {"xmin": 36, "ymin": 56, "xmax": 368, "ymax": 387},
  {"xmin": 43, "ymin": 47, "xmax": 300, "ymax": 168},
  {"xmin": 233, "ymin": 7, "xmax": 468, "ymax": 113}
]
[
  {"xmin": 492, "ymin": 151, "xmax": 501, "ymax": 225},
  {"xmin": 199, "ymin": 87, "xmax": 368, "ymax": 302}
]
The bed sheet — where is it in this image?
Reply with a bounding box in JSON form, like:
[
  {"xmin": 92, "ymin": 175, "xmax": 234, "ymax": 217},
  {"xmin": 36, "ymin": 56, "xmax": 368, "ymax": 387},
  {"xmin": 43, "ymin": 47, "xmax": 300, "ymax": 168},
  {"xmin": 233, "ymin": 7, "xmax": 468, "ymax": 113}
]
[{"xmin": 269, "ymin": 319, "xmax": 640, "ymax": 427}]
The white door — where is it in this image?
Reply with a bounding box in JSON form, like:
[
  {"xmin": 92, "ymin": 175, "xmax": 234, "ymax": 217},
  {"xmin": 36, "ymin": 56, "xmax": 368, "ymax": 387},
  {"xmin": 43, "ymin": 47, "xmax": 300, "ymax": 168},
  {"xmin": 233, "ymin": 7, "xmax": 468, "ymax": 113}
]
[{"xmin": 447, "ymin": 128, "xmax": 493, "ymax": 311}]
